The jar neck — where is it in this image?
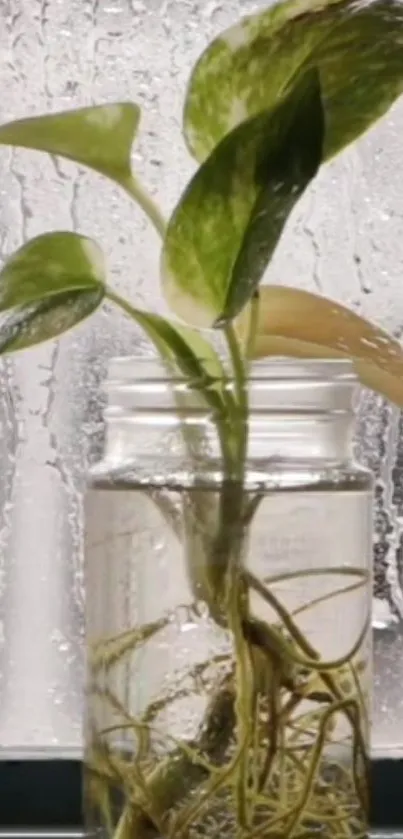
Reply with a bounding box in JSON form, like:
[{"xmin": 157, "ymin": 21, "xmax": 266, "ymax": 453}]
[{"xmin": 101, "ymin": 357, "xmax": 359, "ymax": 467}]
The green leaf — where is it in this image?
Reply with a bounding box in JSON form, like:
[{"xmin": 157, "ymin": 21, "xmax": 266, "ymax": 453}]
[
  {"xmin": 0, "ymin": 232, "xmax": 106, "ymax": 352},
  {"xmin": 236, "ymin": 285, "xmax": 403, "ymax": 407},
  {"xmin": 184, "ymin": 0, "xmax": 403, "ymax": 164},
  {"xmin": 162, "ymin": 69, "xmax": 323, "ymax": 328},
  {"xmin": 0, "ymin": 232, "xmax": 106, "ymax": 312},
  {"xmin": 0, "ymin": 103, "xmax": 140, "ymax": 189},
  {"xmin": 0, "ymin": 288, "xmax": 104, "ymax": 353}
]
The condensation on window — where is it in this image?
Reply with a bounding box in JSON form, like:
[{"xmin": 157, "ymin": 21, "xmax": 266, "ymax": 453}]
[{"xmin": 0, "ymin": 0, "xmax": 401, "ymax": 756}]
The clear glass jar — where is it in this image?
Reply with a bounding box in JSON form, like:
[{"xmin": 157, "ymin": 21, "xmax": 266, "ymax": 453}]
[{"xmin": 84, "ymin": 357, "xmax": 373, "ymax": 839}]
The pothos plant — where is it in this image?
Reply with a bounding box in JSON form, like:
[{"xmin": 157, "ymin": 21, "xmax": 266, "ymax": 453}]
[{"xmin": 2, "ymin": 0, "xmax": 403, "ymax": 837}]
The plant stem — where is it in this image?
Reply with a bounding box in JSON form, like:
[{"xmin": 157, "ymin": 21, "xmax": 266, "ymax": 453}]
[
  {"xmin": 225, "ymin": 322, "xmax": 247, "ymax": 414},
  {"xmin": 224, "ymin": 323, "xmax": 249, "ymax": 480},
  {"xmin": 245, "ymin": 291, "xmax": 260, "ymax": 364},
  {"xmin": 105, "ymin": 286, "xmax": 141, "ymax": 319},
  {"xmin": 123, "ymin": 175, "xmax": 167, "ymax": 239}
]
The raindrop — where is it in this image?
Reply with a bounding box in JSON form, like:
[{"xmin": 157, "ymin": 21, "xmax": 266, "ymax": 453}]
[
  {"xmin": 180, "ymin": 620, "xmax": 197, "ymax": 633},
  {"xmin": 361, "ymin": 337, "xmax": 380, "ymax": 350},
  {"xmin": 151, "ymin": 536, "xmax": 165, "ymax": 553},
  {"xmin": 201, "ymin": 0, "xmax": 221, "ymax": 18},
  {"xmin": 379, "ymin": 209, "xmax": 390, "ymax": 222},
  {"xmin": 104, "ymin": 3, "xmax": 124, "ymax": 13}
]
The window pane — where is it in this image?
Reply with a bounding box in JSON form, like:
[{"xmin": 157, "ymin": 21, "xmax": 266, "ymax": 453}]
[{"xmin": 0, "ymin": 0, "xmax": 401, "ymax": 757}]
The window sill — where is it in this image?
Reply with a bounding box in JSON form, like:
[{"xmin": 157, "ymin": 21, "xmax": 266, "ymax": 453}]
[
  {"xmin": 0, "ymin": 835, "xmax": 401, "ymax": 839},
  {"xmin": 0, "ymin": 759, "xmax": 401, "ymax": 830}
]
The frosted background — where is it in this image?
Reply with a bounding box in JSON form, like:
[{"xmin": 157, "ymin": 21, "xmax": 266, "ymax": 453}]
[{"xmin": 0, "ymin": 0, "xmax": 401, "ymax": 756}]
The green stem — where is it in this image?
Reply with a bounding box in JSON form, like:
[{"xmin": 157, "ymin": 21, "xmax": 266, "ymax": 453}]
[
  {"xmin": 105, "ymin": 290, "xmax": 243, "ymax": 625},
  {"xmin": 105, "ymin": 287, "xmax": 147, "ymax": 324},
  {"xmin": 105, "ymin": 287, "xmax": 235, "ymax": 470},
  {"xmin": 225, "ymin": 322, "xmax": 247, "ymax": 414},
  {"xmin": 285, "ymin": 700, "xmax": 357, "ymax": 839},
  {"xmin": 224, "ymin": 323, "xmax": 248, "ymax": 480},
  {"xmin": 258, "ymin": 658, "xmax": 281, "ymax": 792},
  {"xmin": 263, "ymin": 566, "xmax": 367, "ymax": 587},
  {"xmin": 245, "ymin": 291, "xmax": 260, "ymax": 365},
  {"xmin": 123, "ymin": 175, "xmax": 167, "ymax": 239},
  {"xmin": 113, "ymin": 805, "xmax": 133, "ymax": 839},
  {"xmin": 226, "ymin": 571, "xmax": 255, "ymax": 829},
  {"xmin": 292, "ymin": 578, "xmax": 365, "ymax": 620}
]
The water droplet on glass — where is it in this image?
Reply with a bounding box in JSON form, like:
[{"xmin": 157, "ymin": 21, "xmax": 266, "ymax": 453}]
[
  {"xmin": 130, "ymin": 0, "xmax": 146, "ymax": 10},
  {"xmin": 180, "ymin": 620, "xmax": 197, "ymax": 633}
]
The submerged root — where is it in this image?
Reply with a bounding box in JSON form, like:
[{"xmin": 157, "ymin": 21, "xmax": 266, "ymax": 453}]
[
  {"xmin": 88, "ymin": 652, "xmax": 368, "ymax": 839},
  {"xmin": 87, "ymin": 566, "xmax": 369, "ymax": 839}
]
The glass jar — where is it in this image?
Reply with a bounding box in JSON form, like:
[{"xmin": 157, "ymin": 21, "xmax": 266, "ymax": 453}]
[{"xmin": 84, "ymin": 357, "xmax": 373, "ymax": 839}]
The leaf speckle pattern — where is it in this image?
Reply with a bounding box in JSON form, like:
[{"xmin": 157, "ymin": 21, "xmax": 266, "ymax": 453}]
[{"xmin": 84, "ymin": 104, "xmax": 125, "ymax": 129}]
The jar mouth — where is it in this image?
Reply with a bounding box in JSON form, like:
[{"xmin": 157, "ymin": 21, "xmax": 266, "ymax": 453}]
[
  {"xmin": 102, "ymin": 356, "xmax": 358, "ymax": 469},
  {"xmin": 106, "ymin": 355, "xmax": 356, "ymax": 386},
  {"xmin": 105, "ymin": 355, "xmax": 358, "ymax": 422}
]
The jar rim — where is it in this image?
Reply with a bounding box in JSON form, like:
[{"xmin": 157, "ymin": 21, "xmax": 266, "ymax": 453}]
[
  {"xmin": 106, "ymin": 355, "xmax": 356, "ymax": 385},
  {"xmin": 101, "ymin": 355, "xmax": 359, "ymax": 471}
]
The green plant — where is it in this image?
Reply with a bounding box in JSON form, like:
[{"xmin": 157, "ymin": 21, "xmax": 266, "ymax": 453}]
[{"xmin": 1, "ymin": 0, "xmax": 403, "ymax": 836}]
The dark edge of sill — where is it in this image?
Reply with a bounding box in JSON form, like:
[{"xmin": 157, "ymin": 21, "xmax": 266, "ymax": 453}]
[{"xmin": 0, "ymin": 759, "xmax": 401, "ymax": 829}]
